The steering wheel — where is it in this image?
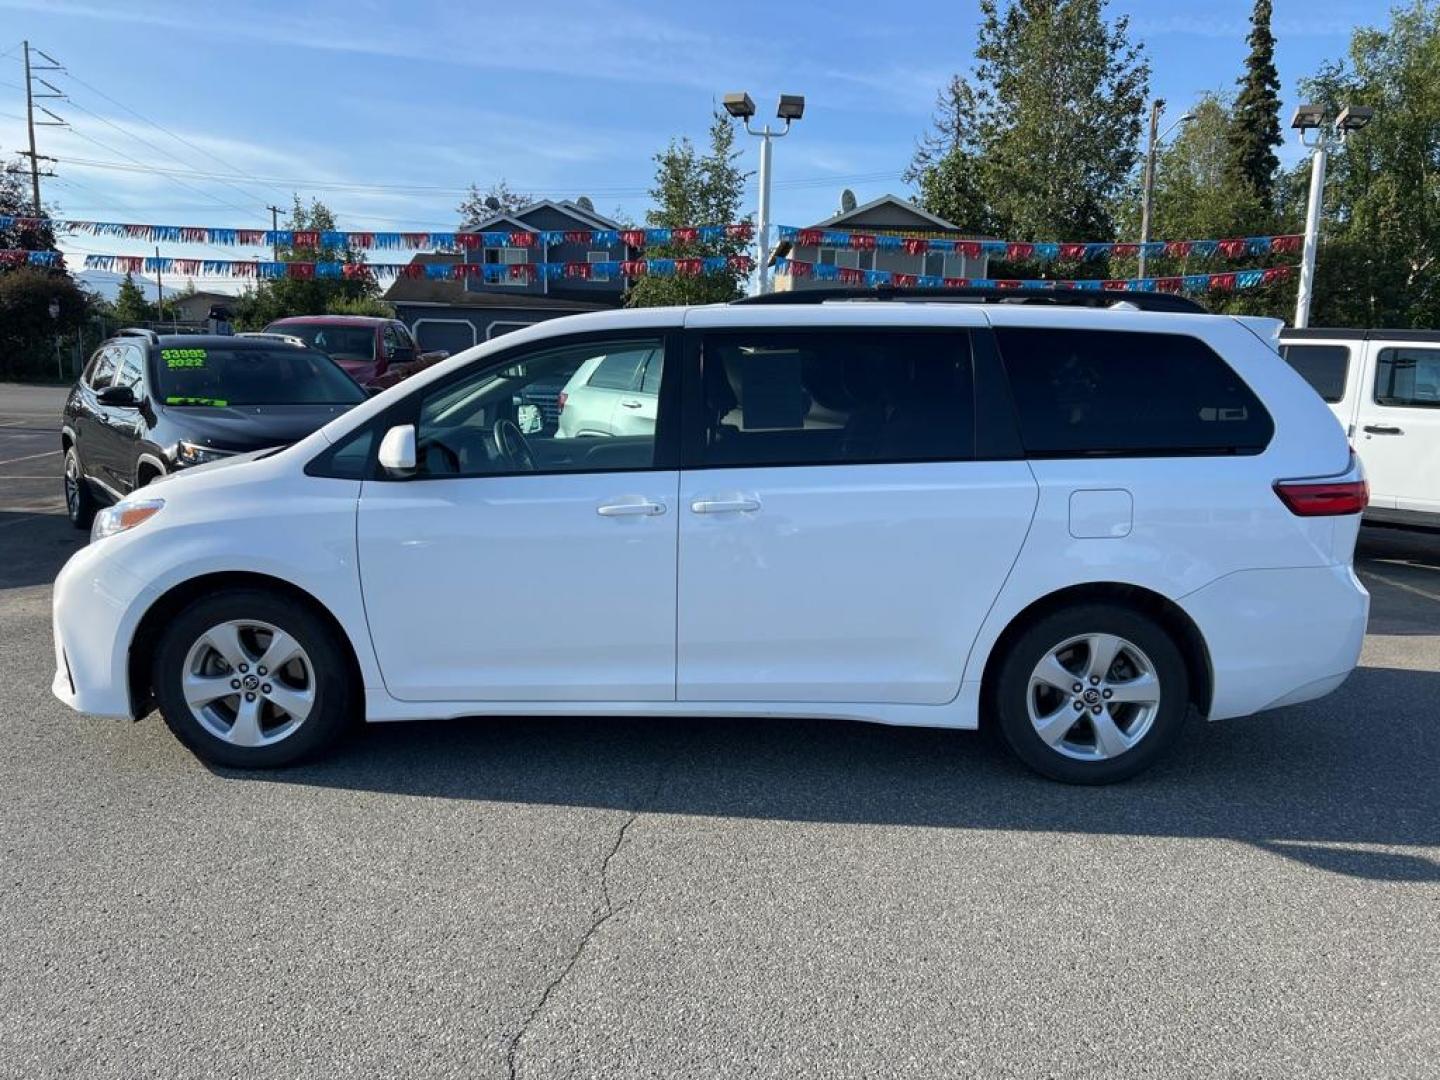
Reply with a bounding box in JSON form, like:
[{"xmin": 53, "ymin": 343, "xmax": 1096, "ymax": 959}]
[{"xmin": 492, "ymin": 417, "xmax": 538, "ymax": 472}]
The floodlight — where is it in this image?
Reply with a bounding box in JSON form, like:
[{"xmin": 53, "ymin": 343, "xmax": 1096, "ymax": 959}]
[
  {"xmin": 1336, "ymin": 104, "xmax": 1374, "ymax": 132},
  {"xmin": 1290, "ymin": 103, "xmax": 1325, "ymax": 131},
  {"xmin": 776, "ymin": 94, "xmax": 806, "ymax": 121},
  {"xmin": 722, "ymin": 92, "xmax": 756, "ymax": 120}
]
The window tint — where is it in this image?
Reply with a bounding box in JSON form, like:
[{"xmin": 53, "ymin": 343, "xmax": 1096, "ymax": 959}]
[
  {"xmin": 587, "ymin": 348, "xmax": 649, "ymax": 390},
  {"xmin": 695, "ymin": 331, "xmax": 974, "ymax": 468},
  {"xmin": 1280, "ymin": 344, "xmax": 1349, "ymax": 402},
  {"xmin": 114, "ymin": 347, "xmax": 145, "ymax": 391},
  {"xmin": 88, "ymin": 347, "xmax": 119, "ymax": 390},
  {"xmin": 996, "ymin": 328, "xmax": 1273, "ymax": 457},
  {"xmin": 1374, "ymin": 347, "xmax": 1440, "ymax": 408},
  {"xmin": 308, "ymin": 426, "xmax": 375, "ymax": 480},
  {"xmin": 412, "ymin": 337, "xmax": 667, "ymax": 478}
]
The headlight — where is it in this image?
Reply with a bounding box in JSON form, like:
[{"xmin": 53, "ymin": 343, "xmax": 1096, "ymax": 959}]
[
  {"xmin": 91, "ymin": 498, "xmax": 164, "ymax": 543},
  {"xmin": 175, "ymin": 441, "xmax": 232, "ymax": 467}
]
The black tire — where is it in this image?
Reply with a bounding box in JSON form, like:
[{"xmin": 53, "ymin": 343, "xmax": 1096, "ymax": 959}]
[
  {"xmin": 63, "ymin": 446, "xmax": 97, "ymax": 530},
  {"xmin": 151, "ymin": 588, "xmax": 358, "ymax": 768},
  {"xmin": 993, "ymin": 603, "xmax": 1190, "ymax": 784}
]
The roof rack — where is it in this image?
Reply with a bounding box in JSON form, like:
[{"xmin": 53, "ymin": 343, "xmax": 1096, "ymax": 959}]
[
  {"xmin": 731, "ymin": 286, "xmax": 1208, "ymax": 314},
  {"xmin": 115, "ymin": 327, "xmax": 161, "ymax": 342}
]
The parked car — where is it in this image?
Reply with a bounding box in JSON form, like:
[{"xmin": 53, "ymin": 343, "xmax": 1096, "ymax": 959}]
[
  {"xmin": 263, "ymin": 315, "xmax": 447, "ymax": 389},
  {"xmin": 1279, "ymin": 328, "xmax": 1440, "ymax": 529},
  {"xmin": 59, "ymin": 329, "xmax": 365, "ymax": 529},
  {"xmin": 53, "ymin": 292, "xmax": 1369, "ymax": 783},
  {"xmin": 554, "ymin": 342, "xmax": 664, "ymax": 439}
]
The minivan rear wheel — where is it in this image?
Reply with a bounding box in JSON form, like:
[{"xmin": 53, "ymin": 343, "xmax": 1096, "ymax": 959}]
[
  {"xmin": 151, "ymin": 588, "xmax": 357, "ymax": 768},
  {"xmin": 994, "ymin": 603, "xmax": 1189, "ymax": 784}
]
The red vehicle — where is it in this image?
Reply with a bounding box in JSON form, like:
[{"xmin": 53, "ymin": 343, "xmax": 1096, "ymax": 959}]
[{"xmin": 262, "ymin": 316, "xmax": 448, "ymax": 389}]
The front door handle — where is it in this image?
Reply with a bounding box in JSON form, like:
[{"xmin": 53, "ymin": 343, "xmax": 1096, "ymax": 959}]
[
  {"xmin": 619, "ymin": 399, "xmax": 643, "ymax": 409},
  {"xmin": 1363, "ymin": 424, "xmax": 1404, "ymax": 436},
  {"xmin": 597, "ymin": 498, "xmax": 666, "ymax": 517},
  {"xmin": 691, "ymin": 496, "xmax": 761, "ymax": 514}
]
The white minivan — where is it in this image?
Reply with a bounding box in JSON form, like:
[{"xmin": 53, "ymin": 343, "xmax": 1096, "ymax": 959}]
[
  {"xmin": 1280, "ymin": 328, "xmax": 1440, "ymax": 529},
  {"xmin": 53, "ymin": 292, "xmax": 1370, "ymax": 783}
]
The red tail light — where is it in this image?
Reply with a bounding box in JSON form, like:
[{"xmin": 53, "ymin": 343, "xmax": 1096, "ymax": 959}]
[
  {"xmin": 1273, "ymin": 477, "xmax": 1369, "ymax": 516},
  {"xmin": 556, "ymin": 391, "xmax": 568, "ymax": 414}
]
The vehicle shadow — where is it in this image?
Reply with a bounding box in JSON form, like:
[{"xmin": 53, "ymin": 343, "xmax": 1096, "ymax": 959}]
[
  {"xmin": 0, "ymin": 511, "xmax": 85, "ymax": 590},
  {"xmin": 247, "ymin": 664, "xmax": 1440, "ymax": 882},
  {"xmin": 1358, "ymin": 526, "xmax": 1440, "ymax": 636}
]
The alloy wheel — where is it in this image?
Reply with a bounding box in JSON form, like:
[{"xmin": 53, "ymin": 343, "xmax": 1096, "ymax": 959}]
[
  {"xmin": 1026, "ymin": 632, "xmax": 1162, "ymax": 761},
  {"xmin": 181, "ymin": 619, "xmax": 315, "ymax": 748},
  {"xmin": 63, "ymin": 453, "xmax": 80, "ymax": 520}
]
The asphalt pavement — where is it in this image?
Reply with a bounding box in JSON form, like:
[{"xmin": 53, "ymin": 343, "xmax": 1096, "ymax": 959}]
[{"xmin": 1, "ymin": 382, "xmax": 1437, "ymax": 1079}]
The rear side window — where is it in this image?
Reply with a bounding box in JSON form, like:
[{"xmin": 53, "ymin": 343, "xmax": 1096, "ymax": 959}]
[
  {"xmin": 1280, "ymin": 344, "xmax": 1350, "ymax": 402},
  {"xmin": 693, "ymin": 330, "xmax": 974, "ymax": 468},
  {"xmin": 587, "ymin": 347, "xmax": 652, "ymax": 390},
  {"xmin": 1374, "ymin": 347, "xmax": 1440, "ymax": 408},
  {"xmin": 996, "ymin": 328, "xmax": 1273, "ymax": 457}
]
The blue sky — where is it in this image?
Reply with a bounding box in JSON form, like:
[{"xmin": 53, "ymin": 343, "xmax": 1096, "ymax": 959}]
[{"xmin": 0, "ymin": 0, "xmax": 1375, "ymax": 289}]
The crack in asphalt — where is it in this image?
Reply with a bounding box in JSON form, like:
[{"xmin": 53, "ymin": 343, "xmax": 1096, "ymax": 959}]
[{"xmin": 504, "ymin": 750, "xmax": 675, "ymax": 1080}]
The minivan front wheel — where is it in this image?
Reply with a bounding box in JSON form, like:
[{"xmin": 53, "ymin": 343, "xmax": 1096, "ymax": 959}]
[
  {"xmin": 152, "ymin": 589, "xmax": 356, "ymax": 768},
  {"xmin": 994, "ymin": 604, "xmax": 1189, "ymax": 784}
]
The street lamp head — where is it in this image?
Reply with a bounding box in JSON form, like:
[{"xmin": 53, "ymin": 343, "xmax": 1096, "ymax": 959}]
[
  {"xmin": 1291, "ymin": 103, "xmax": 1326, "ymax": 131},
  {"xmin": 1336, "ymin": 104, "xmax": 1374, "ymax": 132},
  {"xmin": 1179, "ymin": 112, "xmax": 1196, "ymax": 124},
  {"xmin": 722, "ymin": 92, "xmax": 756, "ymax": 120},
  {"xmin": 776, "ymin": 94, "xmax": 805, "ymax": 121}
]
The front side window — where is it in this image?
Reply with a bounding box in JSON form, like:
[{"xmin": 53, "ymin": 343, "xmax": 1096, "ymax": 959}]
[
  {"xmin": 1374, "ymin": 347, "xmax": 1440, "ymax": 408},
  {"xmin": 88, "ymin": 347, "xmax": 119, "ymax": 390},
  {"xmin": 412, "ymin": 336, "xmax": 669, "ymax": 477},
  {"xmin": 1280, "ymin": 343, "xmax": 1350, "ymax": 403},
  {"xmin": 155, "ymin": 346, "xmax": 366, "ymax": 407},
  {"xmin": 694, "ymin": 330, "xmax": 975, "ymax": 468},
  {"xmin": 114, "ymin": 346, "xmax": 145, "ymax": 392},
  {"xmin": 996, "ymin": 328, "xmax": 1274, "ymax": 457}
]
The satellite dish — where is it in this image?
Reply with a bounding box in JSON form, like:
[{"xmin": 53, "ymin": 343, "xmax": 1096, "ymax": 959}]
[
  {"xmin": 840, "ymin": 188, "xmax": 857, "ymax": 213},
  {"xmin": 576, "ymin": 195, "xmax": 595, "ymax": 212},
  {"xmin": 484, "ymin": 196, "xmax": 501, "ymax": 211}
]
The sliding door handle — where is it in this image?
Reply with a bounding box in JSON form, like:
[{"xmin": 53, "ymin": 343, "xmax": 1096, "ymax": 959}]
[
  {"xmin": 1362, "ymin": 424, "xmax": 1404, "ymax": 436},
  {"xmin": 690, "ymin": 496, "xmax": 761, "ymax": 514},
  {"xmin": 597, "ymin": 499, "xmax": 666, "ymax": 517}
]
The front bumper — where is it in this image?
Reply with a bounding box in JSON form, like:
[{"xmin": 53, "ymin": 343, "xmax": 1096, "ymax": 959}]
[
  {"xmin": 51, "ymin": 540, "xmax": 151, "ymax": 717},
  {"xmin": 1179, "ymin": 563, "xmax": 1370, "ymax": 721}
]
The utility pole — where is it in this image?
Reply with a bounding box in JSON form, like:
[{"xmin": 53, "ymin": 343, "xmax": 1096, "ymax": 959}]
[
  {"xmin": 1137, "ymin": 99, "xmax": 1163, "ymax": 281},
  {"xmin": 266, "ymin": 204, "xmax": 282, "ymax": 261},
  {"xmin": 20, "ymin": 42, "xmax": 66, "ymax": 217},
  {"xmin": 154, "ymin": 244, "xmax": 164, "ymax": 326}
]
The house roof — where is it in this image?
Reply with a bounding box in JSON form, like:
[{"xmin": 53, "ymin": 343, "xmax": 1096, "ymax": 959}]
[
  {"xmin": 461, "ymin": 199, "xmax": 621, "ymax": 235},
  {"xmin": 810, "ymin": 194, "xmax": 992, "ymax": 239},
  {"xmin": 381, "ymin": 253, "xmax": 617, "ymax": 311}
]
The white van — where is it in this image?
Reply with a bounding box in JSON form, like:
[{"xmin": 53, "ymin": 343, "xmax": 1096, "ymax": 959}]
[{"xmin": 1279, "ymin": 329, "xmax": 1440, "ymax": 528}]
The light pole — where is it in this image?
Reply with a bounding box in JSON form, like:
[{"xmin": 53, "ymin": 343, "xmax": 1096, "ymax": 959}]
[
  {"xmin": 48, "ymin": 296, "xmax": 62, "ymax": 379},
  {"xmin": 1292, "ymin": 103, "xmax": 1373, "ymax": 328},
  {"xmin": 723, "ymin": 91, "xmax": 805, "ymax": 295},
  {"xmin": 1137, "ymin": 100, "xmax": 1194, "ymax": 280}
]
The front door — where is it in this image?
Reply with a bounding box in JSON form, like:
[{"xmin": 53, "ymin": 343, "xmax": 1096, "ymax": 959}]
[
  {"xmin": 357, "ymin": 331, "xmax": 681, "ymax": 702},
  {"xmin": 676, "ymin": 324, "xmax": 1037, "ymax": 705},
  {"xmin": 1356, "ymin": 343, "xmax": 1440, "ymax": 516}
]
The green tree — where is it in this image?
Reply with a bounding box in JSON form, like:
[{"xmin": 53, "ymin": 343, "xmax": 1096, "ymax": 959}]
[
  {"xmin": 0, "ymin": 152, "xmax": 57, "ymax": 252},
  {"xmin": 113, "ymin": 271, "xmax": 152, "ymax": 325},
  {"xmin": 626, "ymin": 112, "xmax": 752, "ymax": 307},
  {"xmin": 908, "ymin": 0, "xmax": 1149, "ymax": 241},
  {"xmin": 1298, "ymin": 2, "xmax": 1440, "ymax": 328},
  {"xmin": 0, "ymin": 266, "xmax": 91, "ymax": 380},
  {"xmin": 457, "ymin": 180, "xmax": 533, "ymax": 227},
  {"xmin": 1227, "ymin": 0, "xmax": 1283, "ymax": 214},
  {"xmin": 233, "ymin": 196, "xmax": 379, "ymax": 329}
]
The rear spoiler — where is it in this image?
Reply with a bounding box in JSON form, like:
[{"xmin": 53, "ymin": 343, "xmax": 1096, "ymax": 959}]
[{"xmin": 1234, "ymin": 316, "xmax": 1286, "ymax": 352}]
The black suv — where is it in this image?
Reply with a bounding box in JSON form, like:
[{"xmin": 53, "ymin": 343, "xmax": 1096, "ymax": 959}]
[{"xmin": 61, "ymin": 329, "xmax": 366, "ymax": 528}]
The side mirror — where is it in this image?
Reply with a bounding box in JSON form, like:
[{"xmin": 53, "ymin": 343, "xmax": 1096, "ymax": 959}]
[
  {"xmin": 377, "ymin": 424, "xmax": 417, "ymax": 474},
  {"xmin": 97, "ymin": 384, "xmax": 136, "ymax": 407}
]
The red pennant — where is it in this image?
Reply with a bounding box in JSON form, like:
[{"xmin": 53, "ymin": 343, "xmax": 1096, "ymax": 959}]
[
  {"xmin": 890, "ymin": 272, "xmax": 917, "ymax": 287},
  {"xmin": 672, "ymin": 227, "xmax": 699, "ymax": 245},
  {"xmin": 292, "ymin": 230, "xmax": 319, "ymax": 250},
  {"xmin": 850, "ymin": 233, "xmax": 877, "ymax": 251},
  {"xmin": 1270, "ymin": 234, "xmax": 1302, "ymax": 254},
  {"xmin": 1209, "ymin": 272, "xmax": 1237, "ymax": 292},
  {"xmin": 620, "ymin": 230, "xmax": 647, "ymax": 249},
  {"xmin": 675, "ymin": 258, "xmax": 703, "ymax": 276},
  {"xmin": 796, "ymin": 229, "xmax": 823, "ymax": 247},
  {"xmin": 508, "ymin": 231, "xmax": 535, "ymax": 247},
  {"xmin": 902, "ymin": 237, "xmax": 929, "ymax": 255},
  {"xmin": 1110, "ymin": 243, "xmax": 1139, "ymax": 259},
  {"xmin": 237, "ymin": 230, "xmax": 265, "ymax": 246},
  {"xmin": 1059, "ymin": 243, "xmax": 1087, "ymax": 260},
  {"xmin": 1006, "ymin": 242, "xmax": 1034, "ymax": 261},
  {"xmin": 1164, "ymin": 240, "xmax": 1193, "ymax": 258},
  {"xmin": 286, "ymin": 262, "xmax": 316, "ymax": 280},
  {"xmin": 837, "ymin": 266, "xmax": 865, "ymax": 285},
  {"xmin": 620, "ymin": 259, "xmax": 648, "ymax": 276},
  {"xmin": 1216, "ymin": 239, "xmax": 1247, "ymax": 258}
]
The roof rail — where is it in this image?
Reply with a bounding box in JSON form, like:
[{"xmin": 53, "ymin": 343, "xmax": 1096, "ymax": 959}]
[
  {"xmin": 731, "ymin": 286, "xmax": 1209, "ymax": 314},
  {"xmin": 115, "ymin": 327, "xmax": 161, "ymax": 342}
]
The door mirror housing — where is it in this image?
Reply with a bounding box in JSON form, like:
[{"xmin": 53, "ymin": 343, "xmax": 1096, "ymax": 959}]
[
  {"xmin": 96, "ymin": 384, "xmax": 137, "ymax": 407},
  {"xmin": 377, "ymin": 424, "xmax": 417, "ymax": 474}
]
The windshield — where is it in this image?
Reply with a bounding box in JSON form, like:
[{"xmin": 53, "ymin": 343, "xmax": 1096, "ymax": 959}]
[
  {"xmin": 270, "ymin": 324, "xmax": 377, "ymax": 363},
  {"xmin": 154, "ymin": 346, "xmax": 366, "ymax": 406}
]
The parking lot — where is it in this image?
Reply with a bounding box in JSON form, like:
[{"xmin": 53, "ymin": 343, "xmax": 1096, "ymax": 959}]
[{"xmin": 1, "ymin": 383, "xmax": 1437, "ymax": 1078}]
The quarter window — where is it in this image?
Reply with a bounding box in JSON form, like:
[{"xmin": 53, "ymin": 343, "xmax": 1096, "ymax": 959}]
[
  {"xmin": 996, "ymin": 328, "xmax": 1274, "ymax": 457},
  {"xmin": 1280, "ymin": 344, "xmax": 1350, "ymax": 403},
  {"xmin": 693, "ymin": 330, "xmax": 975, "ymax": 468},
  {"xmin": 587, "ymin": 347, "xmax": 653, "ymax": 391},
  {"xmin": 412, "ymin": 337, "xmax": 668, "ymax": 477},
  {"xmin": 1374, "ymin": 347, "xmax": 1440, "ymax": 408}
]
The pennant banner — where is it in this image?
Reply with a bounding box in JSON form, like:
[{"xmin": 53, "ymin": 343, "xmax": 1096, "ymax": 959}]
[
  {"xmin": 0, "ymin": 249, "xmax": 65, "ymax": 268},
  {"xmin": 82, "ymin": 253, "xmax": 753, "ymax": 281},
  {"xmin": 776, "ymin": 226, "xmax": 1304, "ymax": 262},
  {"xmin": 774, "ymin": 256, "xmax": 1294, "ymax": 294},
  {"xmin": 0, "ymin": 215, "xmax": 752, "ymax": 251}
]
